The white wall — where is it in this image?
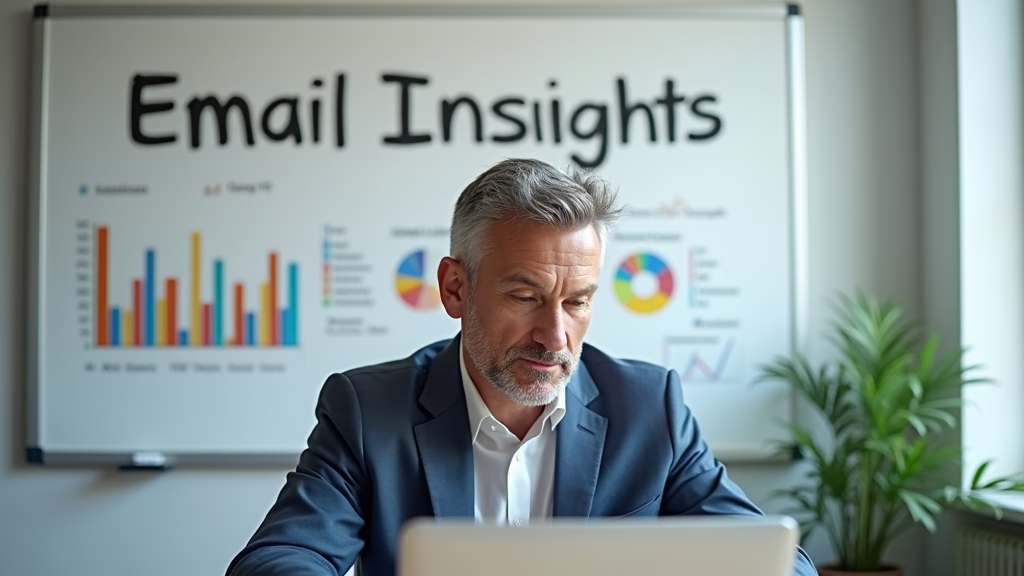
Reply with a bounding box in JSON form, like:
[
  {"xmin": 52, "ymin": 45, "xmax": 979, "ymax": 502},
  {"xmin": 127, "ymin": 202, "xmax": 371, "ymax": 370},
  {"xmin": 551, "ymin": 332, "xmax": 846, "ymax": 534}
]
[
  {"xmin": 959, "ymin": 0, "xmax": 1024, "ymax": 484},
  {"xmin": 0, "ymin": 0, "xmax": 928, "ymax": 574}
]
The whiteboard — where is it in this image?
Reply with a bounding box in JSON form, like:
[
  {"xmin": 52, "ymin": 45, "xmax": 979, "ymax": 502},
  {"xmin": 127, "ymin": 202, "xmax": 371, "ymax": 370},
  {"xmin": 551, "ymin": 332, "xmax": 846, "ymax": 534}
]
[{"xmin": 27, "ymin": 4, "xmax": 807, "ymax": 465}]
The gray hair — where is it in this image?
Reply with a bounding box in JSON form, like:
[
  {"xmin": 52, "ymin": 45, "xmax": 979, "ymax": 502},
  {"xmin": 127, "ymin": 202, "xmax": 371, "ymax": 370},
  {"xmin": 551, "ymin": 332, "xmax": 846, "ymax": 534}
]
[{"xmin": 450, "ymin": 158, "xmax": 621, "ymax": 279}]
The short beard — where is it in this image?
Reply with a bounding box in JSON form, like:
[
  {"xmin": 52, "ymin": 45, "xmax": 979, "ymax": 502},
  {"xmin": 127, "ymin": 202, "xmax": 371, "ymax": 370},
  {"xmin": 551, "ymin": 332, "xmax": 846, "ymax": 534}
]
[{"xmin": 462, "ymin": 296, "xmax": 579, "ymax": 407}]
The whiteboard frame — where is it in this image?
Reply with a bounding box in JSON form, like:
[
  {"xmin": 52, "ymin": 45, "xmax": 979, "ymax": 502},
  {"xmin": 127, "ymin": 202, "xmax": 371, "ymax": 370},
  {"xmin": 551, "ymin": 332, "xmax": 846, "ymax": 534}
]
[{"xmin": 26, "ymin": 3, "xmax": 807, "ymax": 467}]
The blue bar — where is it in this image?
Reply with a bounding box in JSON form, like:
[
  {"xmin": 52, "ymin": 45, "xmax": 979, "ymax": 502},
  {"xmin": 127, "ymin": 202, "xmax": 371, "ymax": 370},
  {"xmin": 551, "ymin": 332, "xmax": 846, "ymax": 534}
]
[
  {"xmin": 289, "ymin": 263, "xmax": 298, "ymax": 346},
  {"xmin": 111, "ymin": 308, "xmax": 121, "ymax": 346},
  {"xmin": 214, "ymin": 259, "xmax": 224, "ymax": 346},
  {"xmin": 179, "ymin": 330, "xmax": 188, "ymax": 346},
  {"xmin": 280, "ymin": 310, "xmax": 289, "ymax": 346},
  {"xmin": 246, "ymin": 313, "xmax": 255, "ymax": 346},
  {"xmin": 145, "ymin": 249, "xmax": 155, "ymax": 346}
]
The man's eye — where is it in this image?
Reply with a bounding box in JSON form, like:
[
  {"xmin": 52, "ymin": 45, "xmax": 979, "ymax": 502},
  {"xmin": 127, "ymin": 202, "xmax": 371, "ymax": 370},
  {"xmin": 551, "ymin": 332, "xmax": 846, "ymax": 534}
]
[
  {"xmin": 568, "ymin": 300, "xmax": 589, "ymax": 308},
  {"xmin": 512, "ymin": 295, "xmax": 534, "ymax": 303}
]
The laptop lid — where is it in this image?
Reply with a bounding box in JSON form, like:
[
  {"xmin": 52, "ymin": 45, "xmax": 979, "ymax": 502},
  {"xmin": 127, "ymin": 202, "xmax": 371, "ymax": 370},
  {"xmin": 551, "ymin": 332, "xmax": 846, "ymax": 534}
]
[{"xmin": 397, "ymin": 515, "xmax": 800, "ymax": 576}]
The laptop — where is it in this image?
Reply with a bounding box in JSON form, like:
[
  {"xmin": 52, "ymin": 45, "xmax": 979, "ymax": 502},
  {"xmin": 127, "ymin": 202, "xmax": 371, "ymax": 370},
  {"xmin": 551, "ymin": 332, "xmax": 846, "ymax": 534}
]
[{"xmin": 397, "ymin": 515, "xmax": 800, "ymax": 576}]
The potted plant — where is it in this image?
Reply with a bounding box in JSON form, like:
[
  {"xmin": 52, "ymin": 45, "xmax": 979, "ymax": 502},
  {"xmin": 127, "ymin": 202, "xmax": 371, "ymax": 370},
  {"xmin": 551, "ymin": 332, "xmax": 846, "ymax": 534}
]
[{"xmin": 759, "ymin": 292, "xmax": 1024, "ymax": 575}]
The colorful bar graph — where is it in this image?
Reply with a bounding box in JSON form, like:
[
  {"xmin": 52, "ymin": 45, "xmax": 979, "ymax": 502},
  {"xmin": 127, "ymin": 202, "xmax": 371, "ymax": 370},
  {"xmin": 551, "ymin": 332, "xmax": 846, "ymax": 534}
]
[{"xmin": 92, "ymin": 225, "xmax": 299, "ymax": 348}]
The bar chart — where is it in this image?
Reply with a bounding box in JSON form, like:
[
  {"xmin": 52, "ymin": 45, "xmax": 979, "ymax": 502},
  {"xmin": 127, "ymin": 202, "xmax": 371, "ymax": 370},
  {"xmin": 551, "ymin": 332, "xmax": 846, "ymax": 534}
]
[{"xmin": 92, "ymin": 225, "xmax": 299, "ymax": 348}]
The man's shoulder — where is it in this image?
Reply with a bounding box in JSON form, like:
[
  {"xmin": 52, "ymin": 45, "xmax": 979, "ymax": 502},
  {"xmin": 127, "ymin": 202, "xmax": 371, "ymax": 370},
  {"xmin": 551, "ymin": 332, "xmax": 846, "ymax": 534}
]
[
  {"xmin": 318, "ymin": 338, "xmax": 455, "ymax": 416},
  {"xmin": 577, "ymin": 343, "xmax": 678, "ymax": 418},
  {"xmin": 577, "ymin": 342, "xmax": 671, "ymax": 401}
]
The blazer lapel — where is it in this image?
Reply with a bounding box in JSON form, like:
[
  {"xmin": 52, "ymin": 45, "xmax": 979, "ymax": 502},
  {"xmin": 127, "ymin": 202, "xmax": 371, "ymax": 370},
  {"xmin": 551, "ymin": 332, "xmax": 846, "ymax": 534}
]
[
  {"xmin": 413, "ymin": 336, "xmax": 475, "ymax": 518},
  {"xmin": 553, "ymin": 361, "xmax": 607, "ymax": 517}
]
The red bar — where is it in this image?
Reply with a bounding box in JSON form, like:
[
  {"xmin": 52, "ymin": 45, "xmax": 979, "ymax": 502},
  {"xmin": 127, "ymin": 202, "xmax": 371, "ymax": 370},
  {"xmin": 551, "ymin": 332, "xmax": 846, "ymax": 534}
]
[
  {"xmin": 96, "ymin": 226, "xmax": 109, "ymax": 346},
  {"xmin": 234, "ymin": 284, "xmax": 244, "ymax": 346},
  {"xmin": 202, "ymin": 303, "xmax": 211, "ymax": 346},
  {"xmin": 132, "ymin": 279, "xmax": 142, "ymax": 346},
  {"xmin": 269, "ymin": 252, "xmax": 279, "ymax": 346},
  {"xmin": 166, "ymin": 278, "xmax": 177, "ymax": 347}
]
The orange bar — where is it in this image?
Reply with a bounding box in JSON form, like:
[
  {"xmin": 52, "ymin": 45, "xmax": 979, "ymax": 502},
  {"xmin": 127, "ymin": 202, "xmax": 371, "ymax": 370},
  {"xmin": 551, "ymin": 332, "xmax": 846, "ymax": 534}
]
[
  {"xmin": 96, "ymin": 226, "xmax": 109, "ymax": 346},
  {"xmin": 269, "ymin": 252, "xmax": 279, "ymax": 346},
  {"xmin": 234, "ymin": 283, "xmax": 244, "ymax": 347},
  {"xmin": 166, "ymin": 279, "xmax": 177, "ymax": 347},
  {"xmin": 132, "ymin": 279, "xmax": 142, "ymax": 347}
]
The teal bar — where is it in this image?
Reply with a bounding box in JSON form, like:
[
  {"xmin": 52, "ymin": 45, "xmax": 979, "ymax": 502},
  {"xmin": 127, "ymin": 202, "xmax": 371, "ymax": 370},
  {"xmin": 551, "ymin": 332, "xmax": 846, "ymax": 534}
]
[
  {"xmin": 289, "ymin": 262, "xmax": 298, "ymax": 345},
  {"xmin": 145, "ymin": 250, "xmax": 155, "ymax": 346},
  {"xmin": 214, "ymin": 259, "xmax": 224, "ymax": 346}
]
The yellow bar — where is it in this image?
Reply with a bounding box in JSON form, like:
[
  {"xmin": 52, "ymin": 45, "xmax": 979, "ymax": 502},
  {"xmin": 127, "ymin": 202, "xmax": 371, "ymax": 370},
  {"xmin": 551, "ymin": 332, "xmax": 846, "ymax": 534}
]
[
  {"xmin": 124, "ymin": 310, "xmax": 133, "ymax": 347},
  {"xmin": 260, "ymin": 283, "xmax": 269, "ymax": 346},
  {"xmin": 157, "ymin": 299, "xmax": 166, "ymax": 346},
  {"xmin": 191, "ymin": 232, "xmax": 201, "ymax": 346}
]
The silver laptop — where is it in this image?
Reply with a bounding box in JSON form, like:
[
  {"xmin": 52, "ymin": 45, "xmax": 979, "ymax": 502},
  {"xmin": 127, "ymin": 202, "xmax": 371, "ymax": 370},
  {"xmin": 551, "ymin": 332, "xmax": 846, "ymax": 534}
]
[{"xmin": 397, "ymin": 515, "xmax": 800, "ymax": 576}]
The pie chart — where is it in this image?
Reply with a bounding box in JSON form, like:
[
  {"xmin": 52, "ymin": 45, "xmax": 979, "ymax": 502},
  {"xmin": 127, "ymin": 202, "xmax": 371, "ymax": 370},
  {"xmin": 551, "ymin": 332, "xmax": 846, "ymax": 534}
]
[
  {"xmin": 395, "ymin": 249, "xmax": 442, "ymax": 310},
  {"xmin": 614, "ymin": 252, "xmax": 674, "ymax": 314}
]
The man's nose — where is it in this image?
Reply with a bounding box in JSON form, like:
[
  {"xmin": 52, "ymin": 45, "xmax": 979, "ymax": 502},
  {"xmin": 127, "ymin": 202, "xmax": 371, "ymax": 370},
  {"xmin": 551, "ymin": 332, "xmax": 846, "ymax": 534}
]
[{"xmin": 532, "ymin": 305, "xmax": 568, "ymax": 352}]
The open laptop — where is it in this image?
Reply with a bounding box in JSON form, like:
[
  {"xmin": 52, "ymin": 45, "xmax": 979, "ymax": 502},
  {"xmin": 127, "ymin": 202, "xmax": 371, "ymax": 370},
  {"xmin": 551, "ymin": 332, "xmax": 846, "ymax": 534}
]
[{"xmin": 397, "ymin": 515, "xmax": 800, "ymax": 576}]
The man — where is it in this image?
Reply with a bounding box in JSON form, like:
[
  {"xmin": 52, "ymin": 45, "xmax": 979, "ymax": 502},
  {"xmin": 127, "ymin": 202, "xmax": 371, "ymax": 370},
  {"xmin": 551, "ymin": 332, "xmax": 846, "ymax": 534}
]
[{"xmin": 227, "ymin": 158, "xmax": 815, "ymax": 576}]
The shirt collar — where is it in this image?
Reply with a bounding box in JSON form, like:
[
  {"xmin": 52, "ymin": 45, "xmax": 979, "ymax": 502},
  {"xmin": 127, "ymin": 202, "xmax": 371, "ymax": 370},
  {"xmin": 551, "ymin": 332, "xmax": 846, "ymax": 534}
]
[{"xmin": 459, "ymin": 342, "xmax": 566, "ymax": 443}]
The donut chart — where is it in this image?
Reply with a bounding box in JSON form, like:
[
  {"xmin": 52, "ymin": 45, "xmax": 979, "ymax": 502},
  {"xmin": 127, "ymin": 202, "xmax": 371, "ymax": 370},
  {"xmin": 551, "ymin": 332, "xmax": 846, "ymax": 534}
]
[
  {"xmin": 395, "ymin": 249, "xmax": 442, "ymax": 310},
  {"xmin": 614, "ymin": 252, "xmax": 674, "ymax": 313}
]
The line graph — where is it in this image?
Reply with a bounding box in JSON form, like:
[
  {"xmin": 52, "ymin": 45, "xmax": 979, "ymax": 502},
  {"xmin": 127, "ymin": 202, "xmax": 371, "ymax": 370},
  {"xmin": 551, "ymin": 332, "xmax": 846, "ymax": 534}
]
[{"xmin": 663, "ymin": 335, "xmax": 741, "ymax": 383}]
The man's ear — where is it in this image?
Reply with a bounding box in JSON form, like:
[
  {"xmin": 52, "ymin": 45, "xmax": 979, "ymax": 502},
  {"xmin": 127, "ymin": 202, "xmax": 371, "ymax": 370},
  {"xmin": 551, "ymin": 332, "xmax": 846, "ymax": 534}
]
[{"xmin": 437, "ymin": 256, "xmax": 467, "ymax": 319}]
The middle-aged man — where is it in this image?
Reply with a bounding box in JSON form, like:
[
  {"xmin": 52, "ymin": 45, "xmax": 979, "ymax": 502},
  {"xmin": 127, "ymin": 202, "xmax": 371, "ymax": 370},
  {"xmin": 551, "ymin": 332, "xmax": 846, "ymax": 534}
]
[{"xmin": 227, "ymin": 158, "xmax": 816, "ymax": 576}]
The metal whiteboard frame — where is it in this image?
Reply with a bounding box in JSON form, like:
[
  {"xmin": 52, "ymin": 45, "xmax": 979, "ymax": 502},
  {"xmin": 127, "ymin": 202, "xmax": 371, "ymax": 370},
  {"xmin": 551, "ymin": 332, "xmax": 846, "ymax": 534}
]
[{"xmin": 26, "ymin": 3, "xmax": 807, "ymax": 468}]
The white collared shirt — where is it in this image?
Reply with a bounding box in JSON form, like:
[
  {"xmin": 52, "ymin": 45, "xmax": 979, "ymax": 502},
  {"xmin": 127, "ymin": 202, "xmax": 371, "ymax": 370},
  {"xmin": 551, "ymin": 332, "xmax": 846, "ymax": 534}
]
[{"xmin": 459, "ymin": 345, "xmax": 566, "ymax": 526}]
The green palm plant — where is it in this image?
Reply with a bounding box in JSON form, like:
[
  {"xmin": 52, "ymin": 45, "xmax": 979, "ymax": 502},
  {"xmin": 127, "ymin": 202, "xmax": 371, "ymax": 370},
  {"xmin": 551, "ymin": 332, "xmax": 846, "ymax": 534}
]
[{"xmin": 760, "ymin": 292, "xmax": 1024, "ymax": 572}]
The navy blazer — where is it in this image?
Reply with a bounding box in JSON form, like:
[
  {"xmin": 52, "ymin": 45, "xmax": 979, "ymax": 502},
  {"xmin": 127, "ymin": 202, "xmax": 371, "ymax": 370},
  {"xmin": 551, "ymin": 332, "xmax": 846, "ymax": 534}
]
[{"xmin": 228, "ymin": 336, "xmax": 815, "ymax": 576}]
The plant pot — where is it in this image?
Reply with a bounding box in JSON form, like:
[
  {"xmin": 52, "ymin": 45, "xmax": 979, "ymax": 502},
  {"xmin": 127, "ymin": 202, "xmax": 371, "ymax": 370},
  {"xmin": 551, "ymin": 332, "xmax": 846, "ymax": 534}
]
[{"xmin": 816, "ymin": 565, "xmax": 903, "ymax": 576}]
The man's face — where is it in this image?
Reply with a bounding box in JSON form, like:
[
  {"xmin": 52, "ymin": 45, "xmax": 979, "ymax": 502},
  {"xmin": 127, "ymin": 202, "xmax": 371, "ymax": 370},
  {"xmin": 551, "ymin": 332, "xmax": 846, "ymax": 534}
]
[{"xmin": 458, "ymin": 218, "xmax": 602, "ymax": 406}]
